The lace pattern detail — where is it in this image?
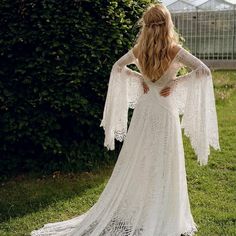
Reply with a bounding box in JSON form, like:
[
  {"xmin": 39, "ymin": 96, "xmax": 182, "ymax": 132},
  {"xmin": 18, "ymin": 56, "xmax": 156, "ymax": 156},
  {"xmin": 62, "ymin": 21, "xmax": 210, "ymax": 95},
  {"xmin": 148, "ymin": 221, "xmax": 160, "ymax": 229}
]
[
  {"xmin": 30, "ymin": 45, "xmax": 220, "ymax": 236},
  {"xmin": 100, "ymin": 49, "xmax": 144, "ymax": 150},
  {"xmin": 100, "ymin": 45, "xmax": 220, "ymax": 165},
  {"xmin": 173, "ymin": 47, "xmax": 220, "ymax": 165},
  {"xmin": 31, "ymin": 94, "xmax": 199, "ymax": 235}
]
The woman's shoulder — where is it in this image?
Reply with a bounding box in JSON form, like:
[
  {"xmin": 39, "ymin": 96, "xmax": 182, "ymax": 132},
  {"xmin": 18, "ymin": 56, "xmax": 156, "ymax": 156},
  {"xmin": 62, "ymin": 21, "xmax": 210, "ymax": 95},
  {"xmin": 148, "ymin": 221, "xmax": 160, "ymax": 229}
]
[
  {"xmin": 171, "ymin": 43, "xmax": 182, "ymax": 57},
  {"xmin": 132, "ymin": 44, "xmax": 139, "ymax": 58}
]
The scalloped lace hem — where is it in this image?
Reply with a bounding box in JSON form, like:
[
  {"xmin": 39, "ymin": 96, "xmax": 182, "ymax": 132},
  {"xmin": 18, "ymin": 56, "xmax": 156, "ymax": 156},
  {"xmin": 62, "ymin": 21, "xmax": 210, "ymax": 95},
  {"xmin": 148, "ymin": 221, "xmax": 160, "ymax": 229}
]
[{"xmin": 30, "ymin": 221, "xmax": 198, "ymax": 236}]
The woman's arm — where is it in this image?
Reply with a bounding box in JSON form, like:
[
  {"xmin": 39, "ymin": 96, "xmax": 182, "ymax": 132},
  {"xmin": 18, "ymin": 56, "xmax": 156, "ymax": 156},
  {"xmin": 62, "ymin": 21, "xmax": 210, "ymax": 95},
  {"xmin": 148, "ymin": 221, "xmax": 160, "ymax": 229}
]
[
  {"xmin": 100, "ymin": 48, "xmax": 146, "ymax": 150},
  {"xmin": 112, "ymin": 49, "xmax": 142, "ymax": 80},
  {"xmin": 112, "ymin": 48, "xmax": 148, "ymax": 93},
  {"xmin": 174, "ymin": 46, "xmax": 211, "ymax": 81},
  {"xmin": 160, "ymin": 47, "xmax": 211, "ymax": 96}
]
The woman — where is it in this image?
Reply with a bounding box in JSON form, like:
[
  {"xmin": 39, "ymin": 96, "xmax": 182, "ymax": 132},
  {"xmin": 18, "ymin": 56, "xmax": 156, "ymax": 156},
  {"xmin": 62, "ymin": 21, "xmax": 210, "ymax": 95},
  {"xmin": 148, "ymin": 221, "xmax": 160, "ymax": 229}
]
[{"xmin": 31, "ymin": 3, "xmax": 220, "ymax": 236}]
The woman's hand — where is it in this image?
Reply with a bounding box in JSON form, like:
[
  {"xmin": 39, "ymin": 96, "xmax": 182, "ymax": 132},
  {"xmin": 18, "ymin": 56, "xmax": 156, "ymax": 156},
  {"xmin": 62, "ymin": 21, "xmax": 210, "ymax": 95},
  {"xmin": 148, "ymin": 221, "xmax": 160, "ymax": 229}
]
[
  {"xmin": 159, "ymin": 80, "xmax": 177, "ymax": 97},
  {"xmin": 160, "ymin": 86, "xmax": 171, "ymax": 97},
  {"xmin": 142, "ymin": 81, "xmax": 149, "ymax": 94}
]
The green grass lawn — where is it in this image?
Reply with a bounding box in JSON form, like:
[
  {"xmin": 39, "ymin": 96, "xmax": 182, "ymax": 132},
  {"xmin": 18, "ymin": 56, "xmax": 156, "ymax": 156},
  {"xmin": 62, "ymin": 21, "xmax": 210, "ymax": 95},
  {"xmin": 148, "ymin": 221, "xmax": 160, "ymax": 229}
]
[{"xmin": 0, "ymin": 70, "xmax": 235, "ymax": 236}]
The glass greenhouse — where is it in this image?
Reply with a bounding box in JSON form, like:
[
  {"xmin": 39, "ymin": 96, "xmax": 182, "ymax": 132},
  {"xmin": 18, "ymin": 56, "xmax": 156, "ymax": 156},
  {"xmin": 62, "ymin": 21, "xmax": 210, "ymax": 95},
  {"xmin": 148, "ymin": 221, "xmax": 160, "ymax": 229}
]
[{"xmin": 161, "ymin": 0, "xmax": 236, "ymax": 69}]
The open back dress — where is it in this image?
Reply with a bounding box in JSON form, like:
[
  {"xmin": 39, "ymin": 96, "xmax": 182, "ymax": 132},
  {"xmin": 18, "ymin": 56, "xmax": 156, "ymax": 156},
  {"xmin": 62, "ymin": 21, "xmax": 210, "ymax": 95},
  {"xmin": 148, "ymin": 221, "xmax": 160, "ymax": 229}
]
[{"xmin": 31, "ymin": 45, "xmax": 220, "ymax": 236}]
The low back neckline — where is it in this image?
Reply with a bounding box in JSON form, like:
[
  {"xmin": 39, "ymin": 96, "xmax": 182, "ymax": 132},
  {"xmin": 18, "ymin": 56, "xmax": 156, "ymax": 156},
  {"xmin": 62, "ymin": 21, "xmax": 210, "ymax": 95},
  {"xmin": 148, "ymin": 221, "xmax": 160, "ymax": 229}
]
[{"xmin": 131, "ymin": 46, "xmax": 183, "ymax": 82}]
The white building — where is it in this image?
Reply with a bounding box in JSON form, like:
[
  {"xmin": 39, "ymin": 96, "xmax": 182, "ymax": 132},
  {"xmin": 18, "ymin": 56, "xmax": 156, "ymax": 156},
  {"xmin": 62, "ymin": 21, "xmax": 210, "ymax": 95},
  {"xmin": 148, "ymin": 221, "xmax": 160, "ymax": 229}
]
[{"xmin": 160, "ymin": 0, "xmax": 236, "ymax": 69}]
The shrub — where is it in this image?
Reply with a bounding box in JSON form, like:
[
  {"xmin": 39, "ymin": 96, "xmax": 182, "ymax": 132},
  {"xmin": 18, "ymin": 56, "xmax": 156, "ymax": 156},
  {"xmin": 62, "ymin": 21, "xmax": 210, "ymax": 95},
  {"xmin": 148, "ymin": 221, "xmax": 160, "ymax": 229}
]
[{"xmin": 0, "ymin": 0, "xmax": 155, "ymax": 178}]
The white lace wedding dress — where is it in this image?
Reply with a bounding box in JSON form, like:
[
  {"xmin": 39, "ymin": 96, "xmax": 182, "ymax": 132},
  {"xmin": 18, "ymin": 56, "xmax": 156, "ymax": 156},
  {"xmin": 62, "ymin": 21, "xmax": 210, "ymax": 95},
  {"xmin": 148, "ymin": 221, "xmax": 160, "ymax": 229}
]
[{"xmin": 31, "ymin": 45, "xmax": 220, "ymax": 236}]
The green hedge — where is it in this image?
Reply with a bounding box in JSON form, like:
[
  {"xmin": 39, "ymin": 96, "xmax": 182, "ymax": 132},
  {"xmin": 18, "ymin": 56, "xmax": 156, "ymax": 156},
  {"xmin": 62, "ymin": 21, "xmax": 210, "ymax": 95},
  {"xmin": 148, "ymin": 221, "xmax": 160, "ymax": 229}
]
[{"xmin": 0, "ymin": 0, "xmax": 155, "ymax": 178}]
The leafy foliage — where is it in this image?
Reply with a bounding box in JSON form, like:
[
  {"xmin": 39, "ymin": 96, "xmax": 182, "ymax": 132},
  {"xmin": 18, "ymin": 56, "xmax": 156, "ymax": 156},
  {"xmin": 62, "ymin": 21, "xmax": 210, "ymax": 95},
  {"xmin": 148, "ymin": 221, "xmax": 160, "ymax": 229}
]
[{"xmin": 0, "ymin": 0, "xmax": 156, "ymax": 178}]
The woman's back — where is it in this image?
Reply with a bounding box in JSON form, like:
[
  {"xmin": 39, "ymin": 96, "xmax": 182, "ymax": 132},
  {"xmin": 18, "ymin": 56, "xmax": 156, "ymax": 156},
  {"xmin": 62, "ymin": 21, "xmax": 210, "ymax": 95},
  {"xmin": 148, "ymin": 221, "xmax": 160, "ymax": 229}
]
[{"xmin": 132, "ymin": 43, "xmax": 182, "ymax": 82}]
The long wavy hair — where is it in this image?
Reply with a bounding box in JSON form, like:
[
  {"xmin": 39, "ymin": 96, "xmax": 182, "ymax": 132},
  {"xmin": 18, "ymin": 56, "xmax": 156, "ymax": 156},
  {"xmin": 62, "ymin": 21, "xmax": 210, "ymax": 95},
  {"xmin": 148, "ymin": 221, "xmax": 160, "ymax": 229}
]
[{"xmin": 133, "ymin": 3, "xmax": 181, "ymax": 82}]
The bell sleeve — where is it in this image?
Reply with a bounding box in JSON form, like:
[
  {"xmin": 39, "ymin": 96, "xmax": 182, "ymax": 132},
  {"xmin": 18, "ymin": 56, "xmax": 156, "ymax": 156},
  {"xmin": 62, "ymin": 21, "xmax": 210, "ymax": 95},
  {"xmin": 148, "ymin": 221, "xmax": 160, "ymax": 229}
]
[
  {"xmin": 172, "ymin": 47, "xmax": 221, "ymax": 166},
  {"xmin": 100, "ymin": 48, "xmax": 144, "ymax": 151}
]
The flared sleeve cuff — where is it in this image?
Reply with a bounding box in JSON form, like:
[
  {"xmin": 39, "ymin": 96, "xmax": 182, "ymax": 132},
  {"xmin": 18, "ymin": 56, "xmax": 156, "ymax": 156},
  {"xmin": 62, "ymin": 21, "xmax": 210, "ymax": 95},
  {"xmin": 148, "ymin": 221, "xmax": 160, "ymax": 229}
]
[
  {"xmin": 100, "ymin": 49, "xmax": 144, "ymax": 150},
  {"xmin": 173, "ymin": 69, "xmax": 220, "ymax": 165},
  {"xmin": 172, "ymin": 47, "xmax": 220, "ymax": 165}
]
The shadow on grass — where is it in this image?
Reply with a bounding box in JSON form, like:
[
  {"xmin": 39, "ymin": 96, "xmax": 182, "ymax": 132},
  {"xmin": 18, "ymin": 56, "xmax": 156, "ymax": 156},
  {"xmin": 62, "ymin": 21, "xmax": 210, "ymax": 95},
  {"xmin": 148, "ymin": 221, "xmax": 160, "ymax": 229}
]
[{"xmin": 0, "ymin": 165, "xmax": 114, "ymax": 223}]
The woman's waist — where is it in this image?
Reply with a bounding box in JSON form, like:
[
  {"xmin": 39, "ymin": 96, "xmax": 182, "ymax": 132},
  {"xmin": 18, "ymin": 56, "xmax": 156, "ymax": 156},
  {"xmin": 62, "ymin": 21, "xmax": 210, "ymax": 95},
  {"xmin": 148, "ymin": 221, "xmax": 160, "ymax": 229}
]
[
  {"xmin": 145, "ymin": 87, "xmax": 179, "ymax": 116},
  {"xmin": 148, "ymin": 85, "xmax": 172, "ymax": 97}
]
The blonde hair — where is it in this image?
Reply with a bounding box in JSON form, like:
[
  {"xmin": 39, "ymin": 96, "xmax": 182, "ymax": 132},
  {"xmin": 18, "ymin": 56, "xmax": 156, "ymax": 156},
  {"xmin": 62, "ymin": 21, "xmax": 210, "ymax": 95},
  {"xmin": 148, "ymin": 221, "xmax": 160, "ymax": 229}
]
[{"xmin": 133, "ymin": 3, "xmax": 181, "ymax": 82}]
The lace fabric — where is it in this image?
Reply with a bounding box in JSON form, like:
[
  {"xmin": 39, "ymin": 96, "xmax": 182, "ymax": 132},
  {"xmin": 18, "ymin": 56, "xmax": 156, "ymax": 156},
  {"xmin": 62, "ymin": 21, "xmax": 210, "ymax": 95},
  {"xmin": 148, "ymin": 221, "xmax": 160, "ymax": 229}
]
[
  {"xmin": 30, "ymin": 45, "xmax": 220, "ymax": 236},
  {"xmin": 100, "ymin": 49, "xmax": 144, "ymax": 150},
  {"xmin": 100, "ymin": 45, "xmax": 220, "ymax": 165},
  {"xmin": 173, "ymin": 47, "xmax": 220, "ymax": 165}
]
